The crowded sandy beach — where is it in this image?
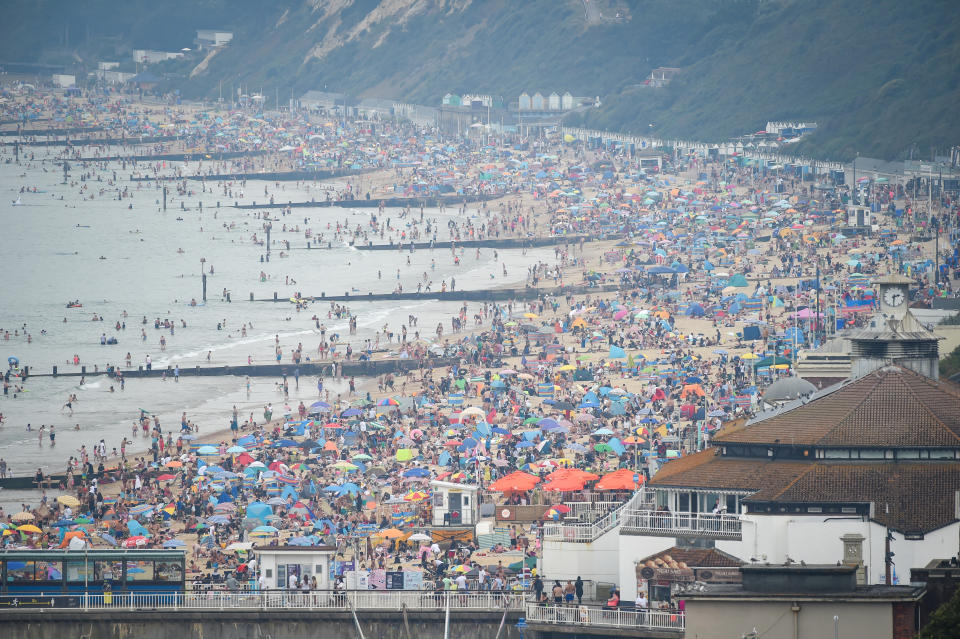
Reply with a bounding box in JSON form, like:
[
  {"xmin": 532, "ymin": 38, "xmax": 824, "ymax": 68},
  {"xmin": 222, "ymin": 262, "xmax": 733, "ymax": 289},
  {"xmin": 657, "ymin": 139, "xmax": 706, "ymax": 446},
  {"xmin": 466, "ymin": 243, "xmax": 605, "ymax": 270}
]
[{"xmin": 1, "ymin": 83, "xmax": 958, "ymax": 599}]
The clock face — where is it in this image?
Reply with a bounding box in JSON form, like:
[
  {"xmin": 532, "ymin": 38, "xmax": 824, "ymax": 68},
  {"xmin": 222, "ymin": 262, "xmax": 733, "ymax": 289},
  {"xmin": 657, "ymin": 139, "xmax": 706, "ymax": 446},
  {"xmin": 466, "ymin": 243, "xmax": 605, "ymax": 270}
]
[{"xmin": 883, "ymin": 287, "xmax": 905, "ymax": 307}]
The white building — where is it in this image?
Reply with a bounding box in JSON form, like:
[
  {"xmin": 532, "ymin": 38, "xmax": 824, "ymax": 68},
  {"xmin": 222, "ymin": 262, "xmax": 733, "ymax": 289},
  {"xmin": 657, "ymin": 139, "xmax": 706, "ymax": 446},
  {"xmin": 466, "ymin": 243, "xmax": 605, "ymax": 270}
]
[
  {"xmin": 91, "ymin": 70, "xmax": 136, "ymax": 84},
  {"xmin": 543, "ymin": 286, "xmax": 959, "ymax": 605},
  {"xmin": 197, "ymin": 29, "xmax": 233, "ymax": 48},
  {"xmin": 52, "ymin": 74, "xmax": 76, "ymax": 88},
  {"xmin": 132, "ymin": 50, "xmax": 183, "ymax": 65},
  {"xmin": 97, "ymin": 61, "xmax": 120, "ymax": 71},
  {"xmin": 429, "ymin": 480, "xmax": 479, "ymax": 526},
  {"xmin": 254, "ymin": 545, "xmax": 335, "ymax": 589}
]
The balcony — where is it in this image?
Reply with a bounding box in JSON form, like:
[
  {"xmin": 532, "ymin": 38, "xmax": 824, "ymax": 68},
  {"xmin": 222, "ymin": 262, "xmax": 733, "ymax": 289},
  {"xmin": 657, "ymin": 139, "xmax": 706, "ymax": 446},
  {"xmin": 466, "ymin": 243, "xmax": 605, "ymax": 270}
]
[
  {"xmin": 523, "ymin": 603, "xmax": 684, "ymax": 635},
  {"xmin": 543, "ymin": 489, "xmax": 656, "ymax": 543},
  {"xmin": 621, "ymin": 509, "xmax": 743, "ymax": 540}
]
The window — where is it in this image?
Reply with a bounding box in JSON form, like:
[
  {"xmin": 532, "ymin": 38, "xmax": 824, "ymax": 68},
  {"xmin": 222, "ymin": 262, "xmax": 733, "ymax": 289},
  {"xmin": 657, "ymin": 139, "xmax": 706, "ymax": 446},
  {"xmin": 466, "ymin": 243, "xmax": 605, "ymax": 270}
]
[
  {"xmin": 858, "ymin": 450, "xmax": 883, "ymax": 459},
  {"xmin": 155, "ymin": 562, "xmax": 183, "ymax": 582},
  {"xmin": 824, "ymin": 449, "xmax": 850, "ymax": 459},
  {"xmin": 35, "ymin": 561, "xmax": 63, "ymax": 582},
  {"xmin": 125, "ymin": 560, "xmax": 155, "ymax": 581},
  {"xmin": 66, "ymin": 561, "xmax": 94, "ymax": 583},
  {"xmin": 97, "ymin": 560, "xmax": 122, "ymax": 582},
  {"xmin": 6, "ymin": 561, "xmax": 36, "ymax": 582},
  {"xmin": 725, "ymin": 495, "xmax": 738, "ymax": 514},
  {"xmin": 678, "ymin": 493, "xmax": 690, "ymax": 512},
  {"xmin": 896, "ymin": 450, "xmax": 919, "ymax": 459}
]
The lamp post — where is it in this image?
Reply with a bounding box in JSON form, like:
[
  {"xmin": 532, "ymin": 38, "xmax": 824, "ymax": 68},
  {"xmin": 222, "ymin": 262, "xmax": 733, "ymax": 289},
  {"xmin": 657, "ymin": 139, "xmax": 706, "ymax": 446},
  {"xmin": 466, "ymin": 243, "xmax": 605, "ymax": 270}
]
[
  {"xmin": 200, "ymin": 257, "xmax": 207, "ymax": 302},
  {"xmin": 931, "ymin": 214, "xmax": 940, "ymax": 286}
]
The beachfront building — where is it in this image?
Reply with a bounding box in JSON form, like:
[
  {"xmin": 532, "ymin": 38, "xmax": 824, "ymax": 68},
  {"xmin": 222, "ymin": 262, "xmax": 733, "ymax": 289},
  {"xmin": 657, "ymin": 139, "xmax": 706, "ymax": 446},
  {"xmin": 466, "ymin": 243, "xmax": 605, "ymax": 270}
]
[
  {"xmin": 196, "ymin": 30, "xmax": 234, "ymax": 49},
  {"xmin": 132, "ymin": 50, "xmax": 184, "ymax": 65},
  {"xmin": 542, "ymin": 293, "xmax": 960, "ymax": 606},
  {"xmin": 254, "ymin": 545, "xmax": 335, "ymax": 589},
  {"xmin": 51, "ymin": 74, "xmax": 75, "ymax": 88},
  {"xmin": 297, "ymin": 90, "xmax": 348, "ymax": 111},
  {"xmin": 429, "ymin": 480, "xmax": 479, "ymax": 526},
  {"xmin": 683, "ymin": 564, "xmax": 923, "ymax": 639}
]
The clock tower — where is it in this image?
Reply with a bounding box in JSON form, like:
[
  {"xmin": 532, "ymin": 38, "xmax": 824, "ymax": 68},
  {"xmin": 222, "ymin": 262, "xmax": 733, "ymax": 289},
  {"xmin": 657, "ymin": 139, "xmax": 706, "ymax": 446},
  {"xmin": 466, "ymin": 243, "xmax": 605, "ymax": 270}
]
[
  {"xmin": 849, "ymin": 274, "xmax": 942, "ymax": 380},
  {"xmin": 876, "ymin": 274, "xmax": 910, "ymax": 320}
]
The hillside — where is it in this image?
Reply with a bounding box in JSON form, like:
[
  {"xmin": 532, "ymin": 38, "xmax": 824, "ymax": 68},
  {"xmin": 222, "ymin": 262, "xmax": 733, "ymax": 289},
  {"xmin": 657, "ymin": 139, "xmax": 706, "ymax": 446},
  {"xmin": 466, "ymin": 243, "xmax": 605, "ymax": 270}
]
[
  {"xmin": 3, "ymin": 0, "xmax": 958, "ymax": 161},
  {"xmin": 569, "ymin": 0, "xmax": 960, "ymax": 161}
]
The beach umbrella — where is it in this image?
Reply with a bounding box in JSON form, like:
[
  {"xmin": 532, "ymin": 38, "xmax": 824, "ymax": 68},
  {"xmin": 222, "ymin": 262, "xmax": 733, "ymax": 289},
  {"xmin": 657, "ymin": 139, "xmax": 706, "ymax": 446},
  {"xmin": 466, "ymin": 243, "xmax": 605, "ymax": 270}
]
[
  {"xmin": 408, "ymin": 532, "xmax": 432, "ymax": 542},
  {"xmin": 57, "ymin": 495, "xmax": 81, "ymax": 508},
  {"xmin": 227, "ymin": 446, "xmax": 247, "ymax": 454},
  {"xmin": 11, "ymin": 511, "xmax": 34, "ymax": 522},
  {"xmin": 197, "ymin": 445, "xmax": 219, "ymax": 455},
  {"xmin": 377, "ymin": 528, "xmax": 404, "ymax": 539},
  {"xmin": 163, "ymin": 539, "xmax": 186, "ymax": 548},
  {"xmin": 98, "ymin": 532, "xmax": 118, "ymax": 547},
  {"xmin": 123, "ymin": 535, "xmax": 149, "ymax": 548},
  {"xmin": 17, "ymin": 524, "xmax": 42, "ymax": 534},
  {"xmin": 595, "ymin": 468, "xmax": 643, "ymax": 490}
]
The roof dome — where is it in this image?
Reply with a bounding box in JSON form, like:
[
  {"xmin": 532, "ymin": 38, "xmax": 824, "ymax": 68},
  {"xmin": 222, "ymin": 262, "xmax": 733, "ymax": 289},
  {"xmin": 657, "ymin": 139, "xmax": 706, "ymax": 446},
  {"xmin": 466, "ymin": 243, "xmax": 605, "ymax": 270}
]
[{"xmin": 762, "ymin": 376, "xmax": 816, "ymax": 403}]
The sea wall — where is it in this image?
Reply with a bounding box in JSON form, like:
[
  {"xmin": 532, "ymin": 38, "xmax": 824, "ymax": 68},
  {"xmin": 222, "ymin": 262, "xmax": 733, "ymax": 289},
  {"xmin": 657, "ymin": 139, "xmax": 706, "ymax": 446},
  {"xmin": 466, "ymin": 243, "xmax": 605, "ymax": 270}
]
[{"xmin": 0, "ymin": 609, "xmax": 522, "ymax": 639}]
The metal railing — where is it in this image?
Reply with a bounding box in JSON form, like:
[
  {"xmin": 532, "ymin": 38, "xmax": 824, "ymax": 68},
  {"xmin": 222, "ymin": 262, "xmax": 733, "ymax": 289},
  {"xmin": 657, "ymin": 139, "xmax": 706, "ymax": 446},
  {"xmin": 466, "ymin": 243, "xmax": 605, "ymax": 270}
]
[
  {"xmin": 523, "ymin": 603, "xmax": 684, "ymax": 632},
  {"xmin": 621, "ymin": 509, "xmax": 743, "ymax": 539},
  {"xmin": 564, "ymin": 501, "xmax": 623, "ymax": 519},
  {"xmin": 7, "ymin": 591, "xmax": 526, "ymax": 612},
  {"xmin": 543, "ymin": 489, "xmax": 654, "ymax": 543}
]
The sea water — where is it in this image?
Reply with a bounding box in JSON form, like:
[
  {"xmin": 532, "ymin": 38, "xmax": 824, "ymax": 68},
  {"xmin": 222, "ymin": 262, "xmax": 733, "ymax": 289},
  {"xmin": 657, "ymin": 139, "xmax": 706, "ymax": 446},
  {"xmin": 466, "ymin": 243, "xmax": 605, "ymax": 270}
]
[{"xmin": 0, "ymin": 144, "xmax": 552, "ymax": 502}]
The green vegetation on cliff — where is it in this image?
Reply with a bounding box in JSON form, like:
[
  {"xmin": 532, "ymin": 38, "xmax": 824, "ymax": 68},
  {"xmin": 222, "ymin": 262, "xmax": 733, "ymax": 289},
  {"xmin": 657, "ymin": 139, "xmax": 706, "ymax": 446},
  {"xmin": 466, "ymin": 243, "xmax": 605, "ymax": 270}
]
[{"xmin": 3, "ymin": 0, "xmax": 958, "ymax": 161}]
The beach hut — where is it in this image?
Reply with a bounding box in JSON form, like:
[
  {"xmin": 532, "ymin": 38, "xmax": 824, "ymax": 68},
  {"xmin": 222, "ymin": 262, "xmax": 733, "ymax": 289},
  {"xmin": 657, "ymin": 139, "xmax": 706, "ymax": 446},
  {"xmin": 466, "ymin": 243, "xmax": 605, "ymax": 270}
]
[
  {"xmin": 255, "ymin": 545, "xmax": 335, "ymax": 589},
  {"xmin": 429, "ymin": 480, "xmax": 479, "ymax": 526}
]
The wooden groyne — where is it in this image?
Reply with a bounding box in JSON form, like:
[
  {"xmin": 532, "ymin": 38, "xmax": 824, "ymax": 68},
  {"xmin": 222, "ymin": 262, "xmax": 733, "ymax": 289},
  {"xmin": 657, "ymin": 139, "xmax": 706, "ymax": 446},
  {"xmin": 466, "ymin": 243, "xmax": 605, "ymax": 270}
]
[
  {"xmin": 129, "ymin": 168, "xmax": 371, "ymax": 182},
  {"xmin": 234, "ymin": 194, "xmax": 497, "ymax": 209},
  {"xmin": 29, "ymin": 356, "xmax": 453, "ymax": 382},
  {"xmin": 251, "ymin": 282, "xmax": 617, "ymax": 303},
  {"xmin": 2, "ymin": 135, "xmax": 176, "ymax": 147},
  {"xmin": 0, "ymin": 125, "xmax": 104, "ymax": 137},
  {"xmin": 73, "ymin": 149, "xmax": 268, "ymax": 163},
  {"xmin": 286, "ymin": 234, "xmax": 590, "ymax": 251}
]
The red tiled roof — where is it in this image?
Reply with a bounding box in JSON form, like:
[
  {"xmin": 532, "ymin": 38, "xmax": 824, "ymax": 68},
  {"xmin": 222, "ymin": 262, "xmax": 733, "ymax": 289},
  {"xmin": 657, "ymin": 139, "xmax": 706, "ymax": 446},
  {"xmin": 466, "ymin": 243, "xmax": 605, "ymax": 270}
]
[
  {"xmin": 650, "ymin": 450, "xmax": 811, "ymax": 494},
  {"xmin": 638, "ymin": 546, "xmax": 744, "ymax": 568},
  {"xmin": 757, "ymin": 462, "xmax": 960, "ymax": 534},
  {"xmin": 714, "ymin": 367, "xmax": 960, "ymax": 448},
  {"xmin": 652, "ymin": 453, "xmax": 960, "ymax": 533}
]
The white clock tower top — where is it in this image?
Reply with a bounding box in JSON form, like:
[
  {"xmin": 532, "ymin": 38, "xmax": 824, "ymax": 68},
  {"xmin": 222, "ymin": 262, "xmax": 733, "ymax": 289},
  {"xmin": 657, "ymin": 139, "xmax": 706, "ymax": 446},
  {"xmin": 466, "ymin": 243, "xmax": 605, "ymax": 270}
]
[
  {"xmin": 874, "ymin": 273, "xmax": 911, "ymax": 320},
  {"xmin": 849, "ymin": 273, "xmax": 941, "ymax": 380}
]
